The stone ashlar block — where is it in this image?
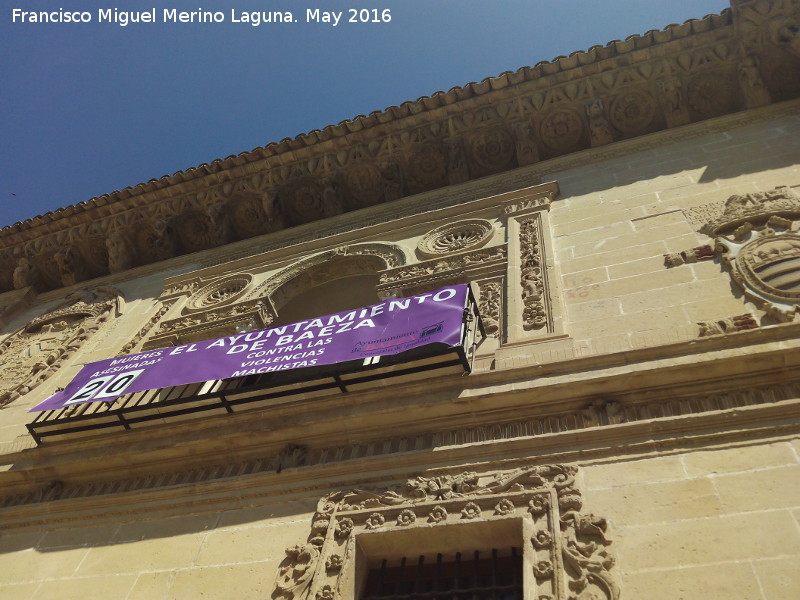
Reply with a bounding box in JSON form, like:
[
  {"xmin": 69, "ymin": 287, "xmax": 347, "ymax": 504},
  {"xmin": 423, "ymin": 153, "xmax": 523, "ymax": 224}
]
[
  {"xmin": 30, "ymin": 575, "xmax": 138, "ymax": 600},
  {"xmin": 755, "ymin": 557, "xmax": 800, "ymax": 600},
  {"xmin": 616, "ymin": 511, "xmax": 800, "ymax": 571},
  {"xmin": 623, "ymin": 562, "xmax": 762, "ymax": 600},
  {"xmin": 585, "ymin": 477, "xmax": 723, "ymax": 526},
  {"xmin": 166, "ymin": 561, "xmax": 278, "ymax": 600},
  {"xmin": 713, "ymin": 465, "xmax": 800, "ymax": 513},
  {"xmin": 195, "ymin": 519, "xmax": 311, "ymax": 566},
  {"xmin": 583, "ymin": 456, "xmax": 686, "ymax": 490},
  {"xmin": 682, "ymin": 443, "xmax": 798, "ymax": 477}
]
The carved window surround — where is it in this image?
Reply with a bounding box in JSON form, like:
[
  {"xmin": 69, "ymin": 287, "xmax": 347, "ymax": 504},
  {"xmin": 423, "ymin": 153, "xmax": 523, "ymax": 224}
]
[
  {"xmin": 0, "ymin": 287, "xmax": 123, "ymax": 408},
  {"xmin": 136, "ymin": 243, "xmax": 406, "ymax": 352},
  {"xmin": 273, "ymin": 465, "xmax": 618, "ymax": 600}
]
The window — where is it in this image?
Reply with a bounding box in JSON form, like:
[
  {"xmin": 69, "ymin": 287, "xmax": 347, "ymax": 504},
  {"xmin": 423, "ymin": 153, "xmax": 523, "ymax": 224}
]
[{"xmin": 363, "ymin": 548, "xmax": 523, "ymax": 600}]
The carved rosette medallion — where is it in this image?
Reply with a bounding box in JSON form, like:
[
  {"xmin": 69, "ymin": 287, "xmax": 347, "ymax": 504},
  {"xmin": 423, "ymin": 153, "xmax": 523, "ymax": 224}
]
[
  {"xmin": 287, "ymin": 182, "xmax": 325, "ymax": 223},
  {"xmin": 272, "ymin": 465, "xmax": 618, "ymax": 600},
  {"xmin": 687, "ymin": 72, "xmax": 737, "ymax": 120},
  {"xmin": 0, "ymin": 287, "xmax": 122, "ymax": 407},
  {"xmin": 417, "ymin": 220, "xmax": 494, "ymax": 258},
  {"xmin": 609, "ymin": 89, "xmax": 657, "ymax": 135},
  {"xmin": 344, "ymin": 164, "xmax": 384, "ymax": 207},
  {"xmin": 185, "ymin": 274, "xmax": 252, "ymax": 313},
  {"xmin": 230, "ymin": 194, "xmax": 281, "ymax": 238},
  {"xmin": 405, "ymin": 144, "xmax": 448, "ymax": 193},
  {"xmin": 469, "ymin": 128, "xmax": 516, "ymax": 173},
  {"xmin": 174, "ymin": 210, "xmax": 221, "ymax": 253},
  {"xmin": 704, "ymin": 186, "xmax": 800, "ymax": 322},
  {"xmin": 539, "ymin": 109, "xmax": 583, "ymax": 152},
  {"xmin": 136, "ymin": 218, "xmax": 175, "ymax": 264}
]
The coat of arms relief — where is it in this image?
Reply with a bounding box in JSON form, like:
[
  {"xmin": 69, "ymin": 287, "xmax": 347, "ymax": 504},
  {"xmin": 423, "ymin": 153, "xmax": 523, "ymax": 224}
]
[
  {"xmin": 703, "ymin": 186, "xmax": 800, "ymax": 324},
  {"xmin": 0, "ymin": 287, "xmax": 123, "ymax": 408}
]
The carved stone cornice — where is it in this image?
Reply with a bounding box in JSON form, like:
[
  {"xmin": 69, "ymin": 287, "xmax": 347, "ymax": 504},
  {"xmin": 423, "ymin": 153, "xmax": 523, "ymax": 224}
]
[{"xmin": 1, "ymin": 1, "xmax": 798, "ymax": 293}]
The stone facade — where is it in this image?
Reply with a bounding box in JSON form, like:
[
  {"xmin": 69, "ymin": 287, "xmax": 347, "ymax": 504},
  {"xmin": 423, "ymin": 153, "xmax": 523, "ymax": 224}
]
[{"xmin": 1, "ymin": 2, "xmax": 800, "ymax": 599}]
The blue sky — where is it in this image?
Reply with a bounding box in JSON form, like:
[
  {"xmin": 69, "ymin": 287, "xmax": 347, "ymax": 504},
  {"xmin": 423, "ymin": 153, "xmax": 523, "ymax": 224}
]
[{"xmin": 1, "ymin": 0, "xmax": 729, "ymax": 228}]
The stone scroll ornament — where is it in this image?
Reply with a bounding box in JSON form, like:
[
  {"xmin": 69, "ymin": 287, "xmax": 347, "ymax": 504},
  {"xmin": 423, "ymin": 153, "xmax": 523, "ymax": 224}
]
[
  {"xmin": 0, "ymin": 287, "xmax": 123, "ymax": 408},
  {"xmin": 703, "ymin": 186, "xmax": 800, "ymax": 323},
  {"xmin": 271, "ymin": 465, "xmax": 619, "ymax": 600}
]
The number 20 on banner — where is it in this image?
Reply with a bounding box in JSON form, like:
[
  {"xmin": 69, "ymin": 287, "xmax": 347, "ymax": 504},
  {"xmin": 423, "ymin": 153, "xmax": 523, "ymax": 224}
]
[{"xmin": 65, "ymin": 369, "xmax": 145, "ymax": 405}]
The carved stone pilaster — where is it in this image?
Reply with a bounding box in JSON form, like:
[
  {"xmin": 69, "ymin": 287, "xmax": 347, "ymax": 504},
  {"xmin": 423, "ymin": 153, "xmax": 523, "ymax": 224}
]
[
  {"xmin": 322, "ymin": 177, "xmax": 344, "ymax": 218},
  {"xmin": 502, "ymin": 188, "xmax": 559, "ymax": 341},
  {"xmin": 446, "ymin": 139, "xmax": 470, "ymax": 185},
  {"xmin": 117, "ymin": 299, "xmax": 177, "ymax": 356},
  {"xmin": 477, "ymin": 278, "xmax": 503, "ymax": 337},
  {"xmin": 519, "ymin": 218, "xmax": 548, "ymax": 331}
]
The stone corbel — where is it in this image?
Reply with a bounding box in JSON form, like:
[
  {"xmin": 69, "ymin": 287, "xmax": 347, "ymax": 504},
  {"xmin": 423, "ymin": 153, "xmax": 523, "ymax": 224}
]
[
  {"xmin": 584, "ymin": 99, "xmax": 614, "ymax": 147},
  {"xmin": 738, "ymin": 54, "xmax": 772, "ymax": 108},
  {"xmin": 663, "ymin": 244, "xmax": 715, "ymax": 267},
  {"xmin": 656, "ymin": 73, "xmax": 691, "ymax": 128}
]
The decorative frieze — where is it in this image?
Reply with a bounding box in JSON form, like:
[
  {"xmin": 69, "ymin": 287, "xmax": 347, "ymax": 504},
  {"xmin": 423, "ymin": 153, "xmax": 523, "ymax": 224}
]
[
  {"xmin": 4, "ymin": 379, "xmax": 798, "ymax": 509},
  {"xmin": 4, "ymin": 3, "xmax": 797, "ymax": 294},
  {"xmin": 377, "ymin": 245, "xmax": 506, "ymax": 296}
]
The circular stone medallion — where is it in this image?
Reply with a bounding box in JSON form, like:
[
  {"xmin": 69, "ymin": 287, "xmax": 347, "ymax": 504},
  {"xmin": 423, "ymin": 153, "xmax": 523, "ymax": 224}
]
[{"xmin": 417, "ymin": 219, "xmax": 494, "ymax": 258}]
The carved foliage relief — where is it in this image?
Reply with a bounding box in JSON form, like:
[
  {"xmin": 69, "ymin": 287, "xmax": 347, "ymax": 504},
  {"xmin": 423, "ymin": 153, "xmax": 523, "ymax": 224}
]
[
  {"xmin": 0, "ymin": 287, "xmax": 122, "ymax": 407},
  {"xmin": 519, "ymin": 217, "xmax": 548, "ymax": 330},
  {"xmin": 477, "ymin": 278, "xmax": 503, "ymax": 337},
  {"xmin": 417, "ymin": 220, "xmax": 494, "ymax": 258},
  {"xmin": 272, "ymin": 465, "xmax": 618, "ymax": 600}
]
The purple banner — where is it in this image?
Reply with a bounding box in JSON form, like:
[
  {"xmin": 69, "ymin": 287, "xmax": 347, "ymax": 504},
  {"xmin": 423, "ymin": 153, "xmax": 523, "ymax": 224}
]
[{"xmin": 31, "ymin": 285, "xmax": 468, "ymax": 412}]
